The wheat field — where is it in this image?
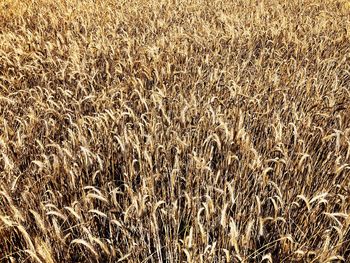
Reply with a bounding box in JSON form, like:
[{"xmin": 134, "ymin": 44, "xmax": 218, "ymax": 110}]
[{"xmin": 0, "ymin": 0, "xmax": 350, "ymax": 262}]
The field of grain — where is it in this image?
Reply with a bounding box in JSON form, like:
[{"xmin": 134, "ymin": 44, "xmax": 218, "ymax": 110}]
[{"xmin": 0, "ymin": 0, "xmax": 350, "ymax": 262}]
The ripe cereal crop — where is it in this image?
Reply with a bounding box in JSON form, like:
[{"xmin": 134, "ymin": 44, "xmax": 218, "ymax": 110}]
[{"xmin": 0, "ymin": 0, "xmax": 350, "ymax": 262}]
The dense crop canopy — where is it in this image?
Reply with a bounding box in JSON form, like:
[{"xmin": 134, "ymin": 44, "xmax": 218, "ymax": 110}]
[{"xmin": 0, "ymin": 0, "xmax": 350, "ymax": 262}]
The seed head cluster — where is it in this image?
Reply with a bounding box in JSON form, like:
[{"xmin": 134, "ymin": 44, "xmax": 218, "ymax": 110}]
[{"xmin": 0, "ymin": 0, "xmax": 350, "ymax": 262}]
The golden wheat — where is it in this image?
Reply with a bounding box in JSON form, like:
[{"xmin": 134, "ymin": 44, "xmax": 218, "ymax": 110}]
[{"xmin": 0, "ymin": 0, "xmax": 350, "ymax": 262}]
